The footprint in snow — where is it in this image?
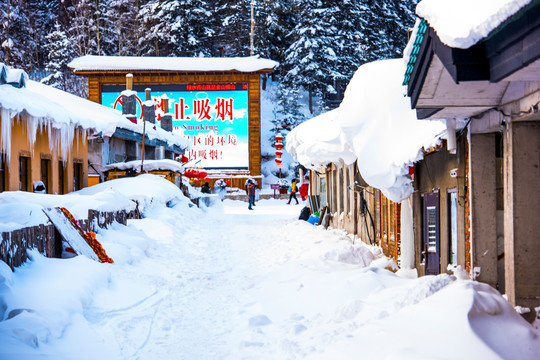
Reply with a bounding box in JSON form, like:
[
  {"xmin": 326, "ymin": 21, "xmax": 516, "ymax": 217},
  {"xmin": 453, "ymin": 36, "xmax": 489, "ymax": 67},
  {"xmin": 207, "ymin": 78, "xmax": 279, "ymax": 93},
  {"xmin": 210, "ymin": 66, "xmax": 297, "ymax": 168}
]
[{"xmin": 248, "ymin": 314, "xmax": 272, "ymax": 326}]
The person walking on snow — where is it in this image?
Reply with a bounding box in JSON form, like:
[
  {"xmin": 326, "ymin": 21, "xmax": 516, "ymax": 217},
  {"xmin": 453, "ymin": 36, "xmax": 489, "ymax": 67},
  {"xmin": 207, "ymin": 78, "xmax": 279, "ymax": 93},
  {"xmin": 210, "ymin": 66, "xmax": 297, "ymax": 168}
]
[
  {"xmin": 246, "ymin": 179, "xmax": 256, "ymax": 210},
  {"xmin": 287, "ymin": 179, "xmax": 299, "ymax": 205}
]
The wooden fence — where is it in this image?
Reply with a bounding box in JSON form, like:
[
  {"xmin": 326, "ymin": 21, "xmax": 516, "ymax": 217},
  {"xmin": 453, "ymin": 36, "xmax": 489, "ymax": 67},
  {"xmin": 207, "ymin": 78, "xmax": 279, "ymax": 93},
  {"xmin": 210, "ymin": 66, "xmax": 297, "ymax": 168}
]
[{"xmin": 0, "ymin": 208, "xmax": 142, "ymax": 270}]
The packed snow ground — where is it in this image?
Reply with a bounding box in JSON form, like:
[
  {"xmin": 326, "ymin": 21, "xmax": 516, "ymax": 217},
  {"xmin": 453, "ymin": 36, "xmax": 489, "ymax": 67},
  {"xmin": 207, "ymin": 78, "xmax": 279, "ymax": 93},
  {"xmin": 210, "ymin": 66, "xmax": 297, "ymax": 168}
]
[{"xmin": 0, "ymin": 176, "xmax": 539, "ymax": 359}]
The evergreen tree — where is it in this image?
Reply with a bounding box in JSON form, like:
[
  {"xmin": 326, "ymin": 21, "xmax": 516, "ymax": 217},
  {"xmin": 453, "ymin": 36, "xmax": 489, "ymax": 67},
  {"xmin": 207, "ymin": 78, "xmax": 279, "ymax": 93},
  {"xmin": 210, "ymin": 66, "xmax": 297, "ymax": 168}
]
[
  {"xmin": 0, "ymin": 0, "xmax": 33, "ymax": 70},
  {"xmin": 41, "ymin": 23, "xmax": 73, "ymax": 90},
  {"xmin": 106, "ymin": 0, "xmax": 141, "ymax": 56},
  {"xmin": 283, "ymin": 0, "xmax": 345, "ymax": 112},
  {"xmin": 65, "ymin": 0, "xmax": 108, "ymax": 57},
  {"xmin": 213, "ymin": 0, "xmax": 251, "ymax": 57}
]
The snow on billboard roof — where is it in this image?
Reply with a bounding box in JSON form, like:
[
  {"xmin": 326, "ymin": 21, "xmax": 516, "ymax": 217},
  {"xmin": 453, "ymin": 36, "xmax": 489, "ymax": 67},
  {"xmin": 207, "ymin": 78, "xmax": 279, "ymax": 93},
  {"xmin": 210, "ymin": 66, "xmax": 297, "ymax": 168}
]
[
  {"xmin": 102, "ymin": 159, "xmax": 184, "ymax": 173},
  {"xmin": 287, "ymin": 59, "xmax": 445, "ymax": 203},
  {"xmin": 415, "ymin": 0, "xmax": 533, "ymax": 49},
  {"xmin": 69, "ymin": 55, "xmax": 279, "ymax": 73}
]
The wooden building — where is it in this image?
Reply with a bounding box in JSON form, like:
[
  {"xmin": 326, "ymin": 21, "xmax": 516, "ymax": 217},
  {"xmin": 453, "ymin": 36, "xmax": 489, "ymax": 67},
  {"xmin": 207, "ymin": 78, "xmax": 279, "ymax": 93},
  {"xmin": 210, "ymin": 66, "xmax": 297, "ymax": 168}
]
[
  {"xmin": 404, "ymin": 2, "xmax": 540, "ymax": 313},
  {"xmin": 0, "ymin": 65, "xmax": 89, "ymax": 194},
  {"xmin": 309, "ymin": 162, "xmax": 402, "ymax": 264},
  {"xmin": 69, "ymin": 56, "xmax": 278, "ymax": 183}
]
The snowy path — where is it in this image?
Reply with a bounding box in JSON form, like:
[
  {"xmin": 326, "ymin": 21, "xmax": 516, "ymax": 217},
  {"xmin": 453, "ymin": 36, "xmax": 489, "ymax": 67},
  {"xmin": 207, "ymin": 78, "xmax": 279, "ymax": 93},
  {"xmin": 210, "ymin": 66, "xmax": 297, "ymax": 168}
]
[
  {"xmin": 2, "ymin": 194, "xmax": 539, "ymax": 360},
  {"xmin": 87, "ymin": 199, "xmax": 305, "ymax": 359}
]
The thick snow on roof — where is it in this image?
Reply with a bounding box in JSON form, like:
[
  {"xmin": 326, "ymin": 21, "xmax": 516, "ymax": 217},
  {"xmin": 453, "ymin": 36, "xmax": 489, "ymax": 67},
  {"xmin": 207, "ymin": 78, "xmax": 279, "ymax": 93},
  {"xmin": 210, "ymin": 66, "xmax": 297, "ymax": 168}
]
[
  {"xmin": 0, "ymin": 64, "xmax": 189, "ymax": 162},
  {"xmin": 287, "ymin": 59, "xmax": 445, "ymax": 203},
  {"xmin": 102, "ymin": 159, "xmax": 184, "ymax": 173},
  {"xmin": 416, "ymin": 0, "xmax": 533, "ymax": 49},
  {"xmin": 69, "ymin": 55, "xmax": 279, "ymax": 73},
  {"xmin": 286, "ymin": 109, "xmax": 356, "ymax": 170}
]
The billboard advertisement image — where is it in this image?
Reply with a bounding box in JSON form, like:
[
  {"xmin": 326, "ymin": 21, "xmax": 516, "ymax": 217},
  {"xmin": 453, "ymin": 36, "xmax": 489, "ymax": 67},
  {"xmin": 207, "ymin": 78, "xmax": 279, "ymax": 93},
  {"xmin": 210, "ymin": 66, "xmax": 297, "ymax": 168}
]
[{"xmin": 101, "ymin": 83, "xmax": 249, "ymax": 169}]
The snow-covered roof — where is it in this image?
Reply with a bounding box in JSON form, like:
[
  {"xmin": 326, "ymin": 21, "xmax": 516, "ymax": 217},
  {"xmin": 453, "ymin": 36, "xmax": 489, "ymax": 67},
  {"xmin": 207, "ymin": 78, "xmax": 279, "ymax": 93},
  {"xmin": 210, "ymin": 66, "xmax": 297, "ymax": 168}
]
[
  {"xmin": 415, "ymin": 0, "xmax": 534, "ymax": 49},
  {"xmin": 286, "ymin": 109, "xmax": 356, "ymax": 170},
  {"xmin": 69, "ymin": 55, "xmax": 279, "ymax": 73},
  {"xmin": 0, "ymin": 64, "xmax": 189, "ymax": 162},
  {"xmin": 286, "ymin": 59, "xmax": 445, "ymax": 203},
  {"xmin": 102, "ymin": 159, "xmax": 184, "ymax": 173}
]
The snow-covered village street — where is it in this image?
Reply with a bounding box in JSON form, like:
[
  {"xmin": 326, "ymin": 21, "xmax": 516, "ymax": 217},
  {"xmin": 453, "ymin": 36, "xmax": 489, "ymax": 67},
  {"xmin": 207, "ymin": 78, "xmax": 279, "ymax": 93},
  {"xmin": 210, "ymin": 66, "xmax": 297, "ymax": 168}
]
[
  {"xmin": 0, "ymin": 175, "xmax": 539, "ymax": 359},
  {"xmin": 2, "ymin": 0, "xmax": 540, "ymax": 358}
]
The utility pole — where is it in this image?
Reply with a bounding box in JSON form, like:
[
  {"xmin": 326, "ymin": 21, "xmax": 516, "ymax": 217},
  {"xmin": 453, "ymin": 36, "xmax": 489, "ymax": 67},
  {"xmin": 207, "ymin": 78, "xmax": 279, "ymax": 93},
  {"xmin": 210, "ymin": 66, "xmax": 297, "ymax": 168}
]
[{"xmin": 250, "ymin": 0, "xmax": 255, "ymax": 56}]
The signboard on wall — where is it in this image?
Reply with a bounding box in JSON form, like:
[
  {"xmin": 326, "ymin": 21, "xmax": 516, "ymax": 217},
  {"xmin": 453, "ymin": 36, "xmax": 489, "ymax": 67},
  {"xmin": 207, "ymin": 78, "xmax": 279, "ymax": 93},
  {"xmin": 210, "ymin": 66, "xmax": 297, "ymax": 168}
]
[{"xmin": 101, "ymin": 83, "xmax": 249, "ymax": 169}]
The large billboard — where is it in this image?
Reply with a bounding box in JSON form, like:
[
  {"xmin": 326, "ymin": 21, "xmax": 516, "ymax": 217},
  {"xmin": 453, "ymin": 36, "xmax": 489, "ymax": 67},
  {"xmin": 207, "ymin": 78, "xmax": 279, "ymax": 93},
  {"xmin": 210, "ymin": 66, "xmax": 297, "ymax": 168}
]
[{"xmin": 101, "ymin": 83, "xmax": 249, "ymax": 169}]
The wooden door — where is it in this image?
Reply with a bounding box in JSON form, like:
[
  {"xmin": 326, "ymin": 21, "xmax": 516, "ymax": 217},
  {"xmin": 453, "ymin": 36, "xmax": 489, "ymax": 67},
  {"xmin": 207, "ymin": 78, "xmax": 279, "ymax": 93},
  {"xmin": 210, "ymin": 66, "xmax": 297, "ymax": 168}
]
[{"xmin": 423, "ymin": 191, "xmax": 440, "ymax": 275}]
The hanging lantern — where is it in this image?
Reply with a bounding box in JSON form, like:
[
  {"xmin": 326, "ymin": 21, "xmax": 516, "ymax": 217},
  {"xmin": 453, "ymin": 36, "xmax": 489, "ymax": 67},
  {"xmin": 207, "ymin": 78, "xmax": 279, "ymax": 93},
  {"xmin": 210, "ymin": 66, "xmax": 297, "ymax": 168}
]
[
  {"xmin": 180, "ymin": 154, "xmax": 189, "ymax": 163},
  {"xmin": 275, "ymin": 132, "xmax": 284, "ymax": 168},
  {"xmin": 199, "ymin": 170, "xmax": 208, "ymax": 179}
]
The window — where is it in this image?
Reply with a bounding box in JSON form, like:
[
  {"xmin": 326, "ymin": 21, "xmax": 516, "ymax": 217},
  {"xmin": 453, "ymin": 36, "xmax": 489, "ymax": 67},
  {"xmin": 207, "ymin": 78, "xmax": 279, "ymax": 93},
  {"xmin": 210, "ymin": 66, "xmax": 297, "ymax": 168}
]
[
  {"xmin": 73, "ymin": 161, "xmax": 83, "ymax": 191},
  {"xmin": 0, "ymin": 154, "xmax": 5, "ymax": 192},
  {"xmin": 382, "ymin": 197, "xmax": 388, "ymax": 242},
  {"xmin": 375, "ymin": 190, "xmax": 381, "ymax": 239},
  {"xmin": 41, "ymin": 158, "xmax": 50, "ymax": 193},
  {"xmin": 320, "ymin": 177, "xmax": 327, "ymax": 208},
  {"xmin": 19, "ymin": 156, "xmax": 29, "ymax": 191},
  {"xmin": 58, "ymin": 161, "xmax": 65, "ymax": 194}
]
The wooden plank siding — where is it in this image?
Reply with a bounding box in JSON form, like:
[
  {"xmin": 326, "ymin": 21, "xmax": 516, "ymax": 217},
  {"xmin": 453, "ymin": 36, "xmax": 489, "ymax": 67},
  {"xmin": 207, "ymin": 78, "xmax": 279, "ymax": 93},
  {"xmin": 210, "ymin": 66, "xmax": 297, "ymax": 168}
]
[{"xmin": 311, "ymin": 164, "xmax": 401, "ymax": 263}]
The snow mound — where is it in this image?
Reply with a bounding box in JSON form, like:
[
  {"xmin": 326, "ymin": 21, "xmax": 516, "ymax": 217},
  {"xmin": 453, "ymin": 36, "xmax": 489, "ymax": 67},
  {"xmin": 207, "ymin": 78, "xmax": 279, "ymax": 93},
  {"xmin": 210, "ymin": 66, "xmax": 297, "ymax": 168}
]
[{"xmin": 286, "ymin": 59, "xmax": 445, "ymax": 203}]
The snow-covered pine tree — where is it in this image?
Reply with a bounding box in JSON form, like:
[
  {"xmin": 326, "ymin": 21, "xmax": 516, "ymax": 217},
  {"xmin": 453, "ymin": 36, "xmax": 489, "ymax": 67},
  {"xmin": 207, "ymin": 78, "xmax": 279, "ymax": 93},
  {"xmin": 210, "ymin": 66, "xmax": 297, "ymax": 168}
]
[
  {"xmin": 253, "ymin": 0, "xmax": 296, "ymax": 67},
  {"xmin": 213, "ymin": 0, "xmax": 252, "ymax": 57},
  {"xmin": 358, "ymin": 0, "xmax": 417, "ymax": 63},
  {"xmin": 41, "ymin": 23, "xmax": 73, "ymax": 90},
  {"xmin": 105, "ymin": 0, "xmax": 142, "ymax": 56},
  {"xmin": 0, "ymin": 0, "xmax": 33, "ymax": 70},
  {"xmin": 66, "ymin": 0, "xmax": 108, "ymax": 57},
  {"xmin": 272, "ymin": 81, "xmax": 305, "ymax": 141},
  {"xmin": 283, "ymin": 0, "xmax": 346, "ymax": 112},
  {"xmin": 27, "ymin": 0, "xmax": 60, "ymax": 76}
]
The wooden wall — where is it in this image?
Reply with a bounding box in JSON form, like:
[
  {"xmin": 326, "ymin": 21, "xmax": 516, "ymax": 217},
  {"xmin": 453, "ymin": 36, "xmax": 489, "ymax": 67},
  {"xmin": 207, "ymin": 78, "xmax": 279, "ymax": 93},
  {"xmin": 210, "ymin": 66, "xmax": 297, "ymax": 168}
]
[{"xmin": 0, "ymin": 114, "xmax": 88, "ymax": 194}]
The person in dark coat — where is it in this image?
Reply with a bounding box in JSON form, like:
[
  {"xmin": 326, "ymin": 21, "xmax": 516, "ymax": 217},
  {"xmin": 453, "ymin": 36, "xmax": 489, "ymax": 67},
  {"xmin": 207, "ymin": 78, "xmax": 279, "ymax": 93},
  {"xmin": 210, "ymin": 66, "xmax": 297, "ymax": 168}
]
[
  {"xmin": 201, "ymin": 182, "xmax": 211, "ymax": 194},
  {"xmin": 246, "ymin": 179, "xmax": 256, "ymax": 210}
]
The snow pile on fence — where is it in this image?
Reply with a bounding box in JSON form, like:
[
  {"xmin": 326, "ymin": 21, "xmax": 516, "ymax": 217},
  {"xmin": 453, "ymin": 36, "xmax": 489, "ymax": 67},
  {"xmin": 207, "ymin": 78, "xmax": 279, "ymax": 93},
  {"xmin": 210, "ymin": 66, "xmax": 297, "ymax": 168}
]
[
  {"xmin": 416, "ymin": 0, "xmax": 533, "ymax": 49},
  {"xmin": 101, "ymin": 159, "xmax": 184, "ymax": 173},
  {"xmin": 286, "ymin": 59, "xmax": 445, "ymax": 203},
  {"xmin": 0, "ymin": 174, "xmax": 192, "ymax": 232}
]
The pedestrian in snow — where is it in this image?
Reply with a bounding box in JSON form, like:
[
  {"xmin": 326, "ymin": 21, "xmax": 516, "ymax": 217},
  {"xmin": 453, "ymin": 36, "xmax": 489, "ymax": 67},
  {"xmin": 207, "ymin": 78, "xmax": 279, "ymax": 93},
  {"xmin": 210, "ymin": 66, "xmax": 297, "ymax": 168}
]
[
  {"xmin": 300, "ymin": 176, "xmax": 309, "ymax": 201},
  {"xmin": 214, "ymin": 179, "xmax": 227, "ymax": 201},
  {"xmin": 201, "ymin": 182, "xmax": 211, "ymax": 194},
  {"xmin": 246, "ymin": 179, "xmax": 256, "ymax": 210},
  {"xmin": 287, "ymin": 179, "xmax": 299, "ymax": 205},
  {"xmin": 245, "ymin": 178, "xmax": 257, "ymax": 206}
]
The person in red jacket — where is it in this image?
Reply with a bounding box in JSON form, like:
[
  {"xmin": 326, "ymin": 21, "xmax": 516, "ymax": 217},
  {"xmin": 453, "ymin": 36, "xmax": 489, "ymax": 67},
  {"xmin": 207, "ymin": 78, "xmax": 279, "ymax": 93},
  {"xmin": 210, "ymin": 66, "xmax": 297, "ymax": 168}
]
[{"xmin": 299, "ymin": 176, "xmax": 309, "ymax": 201}]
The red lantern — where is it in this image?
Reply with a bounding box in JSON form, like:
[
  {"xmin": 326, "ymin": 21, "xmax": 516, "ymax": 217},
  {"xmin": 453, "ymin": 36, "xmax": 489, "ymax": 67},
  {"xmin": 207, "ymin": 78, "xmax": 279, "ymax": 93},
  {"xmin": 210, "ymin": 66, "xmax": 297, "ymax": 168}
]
[
  {"xmin": 275, "ymin": 143, "xmax": 284, "ymax": 150},
  {"xmin": 275, "ymin": 150, "xmax": 283, "ymax": 157},
  {"xmin": 180, "ymin": 154, "xmax": 189, "ymax": 163},
  {"xmin": 199, "ymin": 170, "xmax": 207, "ymax": 178},
  {"xmin": 275, "ymin": 158, "xmax": 283, "ymax": 164},
  {"xmin": 226, "ymin": 180, "xmax": 231, "ymax": 185},
  {"xmin": 275, "ymin": 133, "xmax": 284, "ymax": 141}
]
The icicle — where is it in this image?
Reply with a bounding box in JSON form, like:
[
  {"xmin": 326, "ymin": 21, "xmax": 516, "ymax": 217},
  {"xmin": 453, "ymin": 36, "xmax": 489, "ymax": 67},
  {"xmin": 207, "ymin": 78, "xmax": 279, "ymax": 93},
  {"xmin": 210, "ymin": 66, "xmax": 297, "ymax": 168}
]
[
  {"xmin": 24, "ymin": 113, "xmax": 40, "ymax": 158},
  {"xmin": 1, "ymin": 108, "xmax": 14, "ymax": 163}
]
